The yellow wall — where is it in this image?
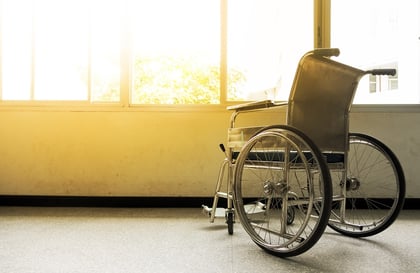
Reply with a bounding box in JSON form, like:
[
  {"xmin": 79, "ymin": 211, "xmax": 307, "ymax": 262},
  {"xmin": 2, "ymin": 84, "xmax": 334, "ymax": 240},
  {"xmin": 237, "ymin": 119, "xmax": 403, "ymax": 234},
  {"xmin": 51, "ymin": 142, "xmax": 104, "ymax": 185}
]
[
  {"xmin": 0, "ymin": 108, "xmax": 282, "ymax": 196},
  {"xmin": 0, "ymin": 106, "xmax": 419, "ymax": 198}
]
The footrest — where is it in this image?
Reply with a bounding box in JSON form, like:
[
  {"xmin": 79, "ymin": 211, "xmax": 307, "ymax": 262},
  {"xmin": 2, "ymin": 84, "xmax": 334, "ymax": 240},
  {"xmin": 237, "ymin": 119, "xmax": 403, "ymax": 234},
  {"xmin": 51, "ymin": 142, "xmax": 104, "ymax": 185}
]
[
  {"xmin": 201, "ymin": 205, "xmax": 228, "ymax": 218},
  {"xmin": 202, "ymin": 205, "xmax": 212, "ymax": 216},
  {"xmin": 214, "ymin": 207, "xmax": 227, "ymax": 218},
  {"xmin": 244, "ymin": 202, "xmax": 266, "ymax": 214}
]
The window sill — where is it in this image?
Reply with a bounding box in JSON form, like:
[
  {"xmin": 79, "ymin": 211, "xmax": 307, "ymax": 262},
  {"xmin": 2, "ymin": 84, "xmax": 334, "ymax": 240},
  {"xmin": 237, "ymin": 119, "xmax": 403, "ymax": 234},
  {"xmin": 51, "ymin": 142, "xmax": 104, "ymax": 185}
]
[{"xmin": 1, "ymin": 101, "xmax": 420, "ymax": 113}]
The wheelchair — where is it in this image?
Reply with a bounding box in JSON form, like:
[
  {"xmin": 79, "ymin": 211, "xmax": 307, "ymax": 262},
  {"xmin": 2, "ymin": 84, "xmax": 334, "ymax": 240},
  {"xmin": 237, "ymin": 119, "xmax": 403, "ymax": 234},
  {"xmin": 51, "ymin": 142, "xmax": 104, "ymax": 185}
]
[{"xmin": 202, "ymin": 48, "xmax": 406, "ymax": 257}]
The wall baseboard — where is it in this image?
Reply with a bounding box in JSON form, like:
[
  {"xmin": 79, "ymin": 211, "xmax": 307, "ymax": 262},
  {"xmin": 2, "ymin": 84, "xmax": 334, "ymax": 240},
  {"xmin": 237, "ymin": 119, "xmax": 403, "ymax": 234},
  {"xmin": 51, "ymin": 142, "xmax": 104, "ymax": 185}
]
[
  {"xmin": 0, "ymin": 195, "xmax": 217, "ymax": 208},
  {"xmin": 0, "ymin": 195, "xmax": 418, "ymax": 209}
]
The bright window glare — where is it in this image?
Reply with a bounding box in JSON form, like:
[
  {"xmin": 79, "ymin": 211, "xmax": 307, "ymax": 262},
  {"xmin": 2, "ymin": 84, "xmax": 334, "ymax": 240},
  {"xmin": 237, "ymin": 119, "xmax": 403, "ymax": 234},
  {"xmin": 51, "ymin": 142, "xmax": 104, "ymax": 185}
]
[
  {"xmin": 33, "ymin": 0, "xmax": 89, "ymax": 100},
  {"xmin": 129, "ymin": 0, "xmax": 220, "ymax": 104},
  {"xmin": 90, "ymin": 1, "xmax": 121, "ymax": 102},
  {"xmin": 228, "ymin": 0, "xmax": 313, "ymax": 101},
  {"xmin": 331, "ymin": 0, "xmax": 420, "ymax": 104},
  {"xmin": 1, "ymin": 0, "xmax": 32, "ymax": 100},
  {"xmin": 3, "ymin": 1, "xmax": 415, "ymax": 105},
  {"xmin": 0, "ymin": 0, "xmax": 121, "ymax": 101}
]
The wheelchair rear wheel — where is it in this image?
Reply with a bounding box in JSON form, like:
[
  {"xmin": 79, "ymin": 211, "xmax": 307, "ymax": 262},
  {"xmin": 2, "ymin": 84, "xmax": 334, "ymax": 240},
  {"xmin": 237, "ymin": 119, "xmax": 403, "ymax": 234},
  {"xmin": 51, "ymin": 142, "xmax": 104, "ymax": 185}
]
[
  {"xmin": 328, "ymin": 133, "xmax": 406, "ymax": 237},
  {"xmin": 233, "ymin": 125, "xmax": 332, "ymax": 257}
]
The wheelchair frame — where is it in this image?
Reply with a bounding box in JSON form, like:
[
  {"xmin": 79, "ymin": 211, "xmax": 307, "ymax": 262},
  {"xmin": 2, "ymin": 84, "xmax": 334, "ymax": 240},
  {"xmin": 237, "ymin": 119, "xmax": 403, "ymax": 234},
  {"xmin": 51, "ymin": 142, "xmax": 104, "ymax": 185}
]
[{"xmin": 202, "ymin": 48, "xmax": 406, "ymax": 257}]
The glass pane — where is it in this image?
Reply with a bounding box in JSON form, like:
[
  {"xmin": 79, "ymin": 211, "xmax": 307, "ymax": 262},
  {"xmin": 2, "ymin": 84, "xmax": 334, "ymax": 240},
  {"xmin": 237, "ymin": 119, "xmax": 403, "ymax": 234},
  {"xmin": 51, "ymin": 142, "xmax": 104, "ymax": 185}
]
[
  {"xmin": 91, "ymin": 0, "xmax": 121, "ymax": 102},
  {"xmin": 1, "ymin": 0, "xmax": 32, "ymax": 100},
  {"xmin": 331, "ymin": 0, "xmax": 420, "ymax": 104},
  {"xmin": 129, "ymin": 0, "xmax": 220, "ymax": 104},
  {"xmin": 227, "ymin": 0, "xmax": 313, "ymax": 101},
  {"xmin": 33, "ymin": 0, "xmax": 89, "ymax": 100}
]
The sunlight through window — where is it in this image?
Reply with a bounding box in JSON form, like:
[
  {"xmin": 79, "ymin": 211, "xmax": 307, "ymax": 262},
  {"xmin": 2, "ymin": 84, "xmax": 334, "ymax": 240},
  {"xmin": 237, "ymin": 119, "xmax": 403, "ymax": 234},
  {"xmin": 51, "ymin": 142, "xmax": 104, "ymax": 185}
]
[
  {"xmin": 33, "ymin": 0, "xmax": 89, "ymax": 100},
  {"xmin": 129, "ymin": 0, "xmax": 220, "ymax": 104},
  {"xmin": 227, "ymin": 0, "xmax": 313, "ymax": 101},
  {"xmin": 332, "ymin": 0, "xmax": 420, "ymax": 104},
  {"xmin": 1, "ymin": 0, "xmax": 32, "ymax": 100},
  {"xmin": 0, "ymin": 0, "xmax": 121, "ymax": 102}
]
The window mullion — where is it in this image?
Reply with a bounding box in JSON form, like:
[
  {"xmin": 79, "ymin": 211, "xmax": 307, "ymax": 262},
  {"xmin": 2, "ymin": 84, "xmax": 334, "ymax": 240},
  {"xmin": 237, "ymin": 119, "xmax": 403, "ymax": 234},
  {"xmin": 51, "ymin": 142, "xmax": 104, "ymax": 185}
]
[
  {"xmin": 120, "ymin": 1, "xmax": 129, "ymax": 107},
  {"xmin": 0, "ymin": 0, "xmax": 3, "ymax": 100},
  {"xmin": 88, "ymin": 6, "xmax": 92, "ymax": 102},
  {"xmin": 314, "ymin": 0, "xmax": 330, "ymax": 48},
  {"xmin": 220, "ymin": 0, "xmax": 228, "ymax": 104},
  {"xmin": 30, "ymin": 5, "xmax": 35, "ymax": 100}
]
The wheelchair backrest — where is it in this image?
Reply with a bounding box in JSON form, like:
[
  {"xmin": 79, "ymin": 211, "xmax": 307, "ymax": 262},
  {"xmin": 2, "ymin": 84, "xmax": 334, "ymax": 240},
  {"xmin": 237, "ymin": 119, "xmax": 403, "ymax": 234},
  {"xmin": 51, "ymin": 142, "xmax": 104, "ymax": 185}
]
[{"xmin": 287, "ymin": 53, "xmax": 365, "ymax": 152}]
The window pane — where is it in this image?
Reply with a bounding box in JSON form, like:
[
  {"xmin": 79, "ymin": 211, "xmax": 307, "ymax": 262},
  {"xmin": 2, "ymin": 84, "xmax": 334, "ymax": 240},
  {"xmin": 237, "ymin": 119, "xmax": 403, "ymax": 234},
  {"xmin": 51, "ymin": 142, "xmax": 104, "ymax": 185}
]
[
  {"xmin": 129, "ymin": 0, "xmax": 220, "ymax": 104},
  {"xmin": 91, "ymin": 0, "xmax": 121, "ymax": 102},
  {"xmin": 1, "ymin": 0, "xmax": 32, "ymax": 100},
  {"xmin": 33, "ymin": 0, "xmax": 89, "ymax": 100},
  {"xmin": 331, "ymin": 0, "xmax": 420, "ymax": 104},
  {"xmin": 227, "ymin": 0, "xmax": 313, "ymax": 101}
]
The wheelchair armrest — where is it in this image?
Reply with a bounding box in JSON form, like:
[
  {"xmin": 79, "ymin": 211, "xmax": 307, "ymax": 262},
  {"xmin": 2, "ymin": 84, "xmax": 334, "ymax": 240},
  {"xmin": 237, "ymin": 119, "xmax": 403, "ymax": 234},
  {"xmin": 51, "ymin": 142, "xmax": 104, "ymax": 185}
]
[{"xmin": 227, "ymin": 100, "xmax": 288, "ymax": 112}]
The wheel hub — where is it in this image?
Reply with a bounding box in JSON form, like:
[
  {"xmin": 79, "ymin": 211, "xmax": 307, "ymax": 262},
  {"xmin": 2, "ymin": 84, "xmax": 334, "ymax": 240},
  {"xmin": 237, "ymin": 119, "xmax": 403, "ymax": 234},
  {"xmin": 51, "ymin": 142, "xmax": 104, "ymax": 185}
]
[
  {"xmin": 346, "ymin": 177, "xmax": 361, "ymax": 191},
  {"xmin": 263, "ymin": 180, "xmax": 289, "ymax": 196}
]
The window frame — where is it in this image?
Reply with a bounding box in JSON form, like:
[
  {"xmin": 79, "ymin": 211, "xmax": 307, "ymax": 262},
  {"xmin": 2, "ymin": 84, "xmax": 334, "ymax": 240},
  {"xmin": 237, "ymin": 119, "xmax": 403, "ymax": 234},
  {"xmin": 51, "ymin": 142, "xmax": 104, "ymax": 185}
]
[
  {"xmin": 0, "ymin": 0, "xmax": 319, "ymax": 109},
  {"xmin": 2, "ymin": 0, "xmax": 417, "ymax": 111}
]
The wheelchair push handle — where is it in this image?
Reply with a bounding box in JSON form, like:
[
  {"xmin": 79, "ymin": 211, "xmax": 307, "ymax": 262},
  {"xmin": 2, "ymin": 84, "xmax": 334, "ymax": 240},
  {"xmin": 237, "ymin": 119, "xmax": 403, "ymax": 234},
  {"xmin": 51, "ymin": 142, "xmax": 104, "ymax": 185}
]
[
  {"xmin": 312, "ymin": 48, "xmax": 340, "ymax": 57},
  {"xmin": 310, "ymin": 48, "xmax": 396, "ymax": 77},
  {"xmin": 365, "ymin": 69, "xmax": 397, "ymax": 76}
]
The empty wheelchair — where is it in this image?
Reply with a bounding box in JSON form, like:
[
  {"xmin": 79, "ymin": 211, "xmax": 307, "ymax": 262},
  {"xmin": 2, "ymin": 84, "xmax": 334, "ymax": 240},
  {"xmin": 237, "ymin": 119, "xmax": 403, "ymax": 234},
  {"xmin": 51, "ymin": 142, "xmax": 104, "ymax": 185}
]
[{"xmin": 203, "ymin": 48, "xmax": 405, "ymax": 257}]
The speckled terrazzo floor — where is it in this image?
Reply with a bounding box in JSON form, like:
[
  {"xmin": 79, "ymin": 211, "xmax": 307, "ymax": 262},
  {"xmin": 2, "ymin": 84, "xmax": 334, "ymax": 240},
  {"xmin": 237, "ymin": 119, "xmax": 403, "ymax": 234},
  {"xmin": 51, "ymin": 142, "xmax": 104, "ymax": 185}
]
[{"xmin": 1, "ymin": 207, "xmax": 419, "ymax": 273}]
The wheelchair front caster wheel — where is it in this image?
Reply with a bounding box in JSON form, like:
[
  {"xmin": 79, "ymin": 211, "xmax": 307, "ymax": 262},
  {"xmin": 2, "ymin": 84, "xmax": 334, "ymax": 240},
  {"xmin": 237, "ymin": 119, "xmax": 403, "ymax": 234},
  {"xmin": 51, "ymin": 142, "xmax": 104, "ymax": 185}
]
[
  {"xmin": 226, "ymin": 211, "xmax": 234, "ymax": 235},
  {"xmin": 287, "ymin": 206, "xmax": 295, "ymax": 225}
]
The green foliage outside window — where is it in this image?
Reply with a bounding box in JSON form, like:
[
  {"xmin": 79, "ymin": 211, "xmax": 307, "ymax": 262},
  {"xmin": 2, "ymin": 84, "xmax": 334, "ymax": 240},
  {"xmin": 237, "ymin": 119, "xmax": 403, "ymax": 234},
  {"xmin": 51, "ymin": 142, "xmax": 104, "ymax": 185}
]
[{"xmin": 131, "ymin": 55, "xmax": 245, "ymax": 104}]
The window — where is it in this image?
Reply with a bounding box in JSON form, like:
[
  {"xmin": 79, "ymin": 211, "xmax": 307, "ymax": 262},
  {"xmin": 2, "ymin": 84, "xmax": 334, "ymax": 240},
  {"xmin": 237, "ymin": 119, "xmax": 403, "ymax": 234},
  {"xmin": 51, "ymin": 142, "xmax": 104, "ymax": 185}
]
[
  {"xmin": 5, "ymin": 1, "xmax": 415, "ymax": 106},
  {"xmin": 331, "ymin": 0, "xmax": 420, "ymax": 104},
  {"xmin": 90, "ymin": 1, "xmax": 121, "ymax": 102},
  {"xmin": 128, "ymin": 0, "xmax": 220, "ymax": 104},
  {"xmin": 227, "ymin": 0, "xmax": 313, "ymax": 101},
  {"xmin": 0, "ymin": 0, "xmax": 121, "ymax": 102},
  {"xmin": 369, "ymin": 62, "xmax": 398, "ymax": 94},
  {"xmin": 32, "ymin": 1, "xmax": 90, "ymax": 100},
  {"xmin": 1, "ymin": 0, "xmax": 33, "ymax": 100},
  {"xmin": 1, "ymin": 0, "xmax": 315, "ymax": 105}
]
